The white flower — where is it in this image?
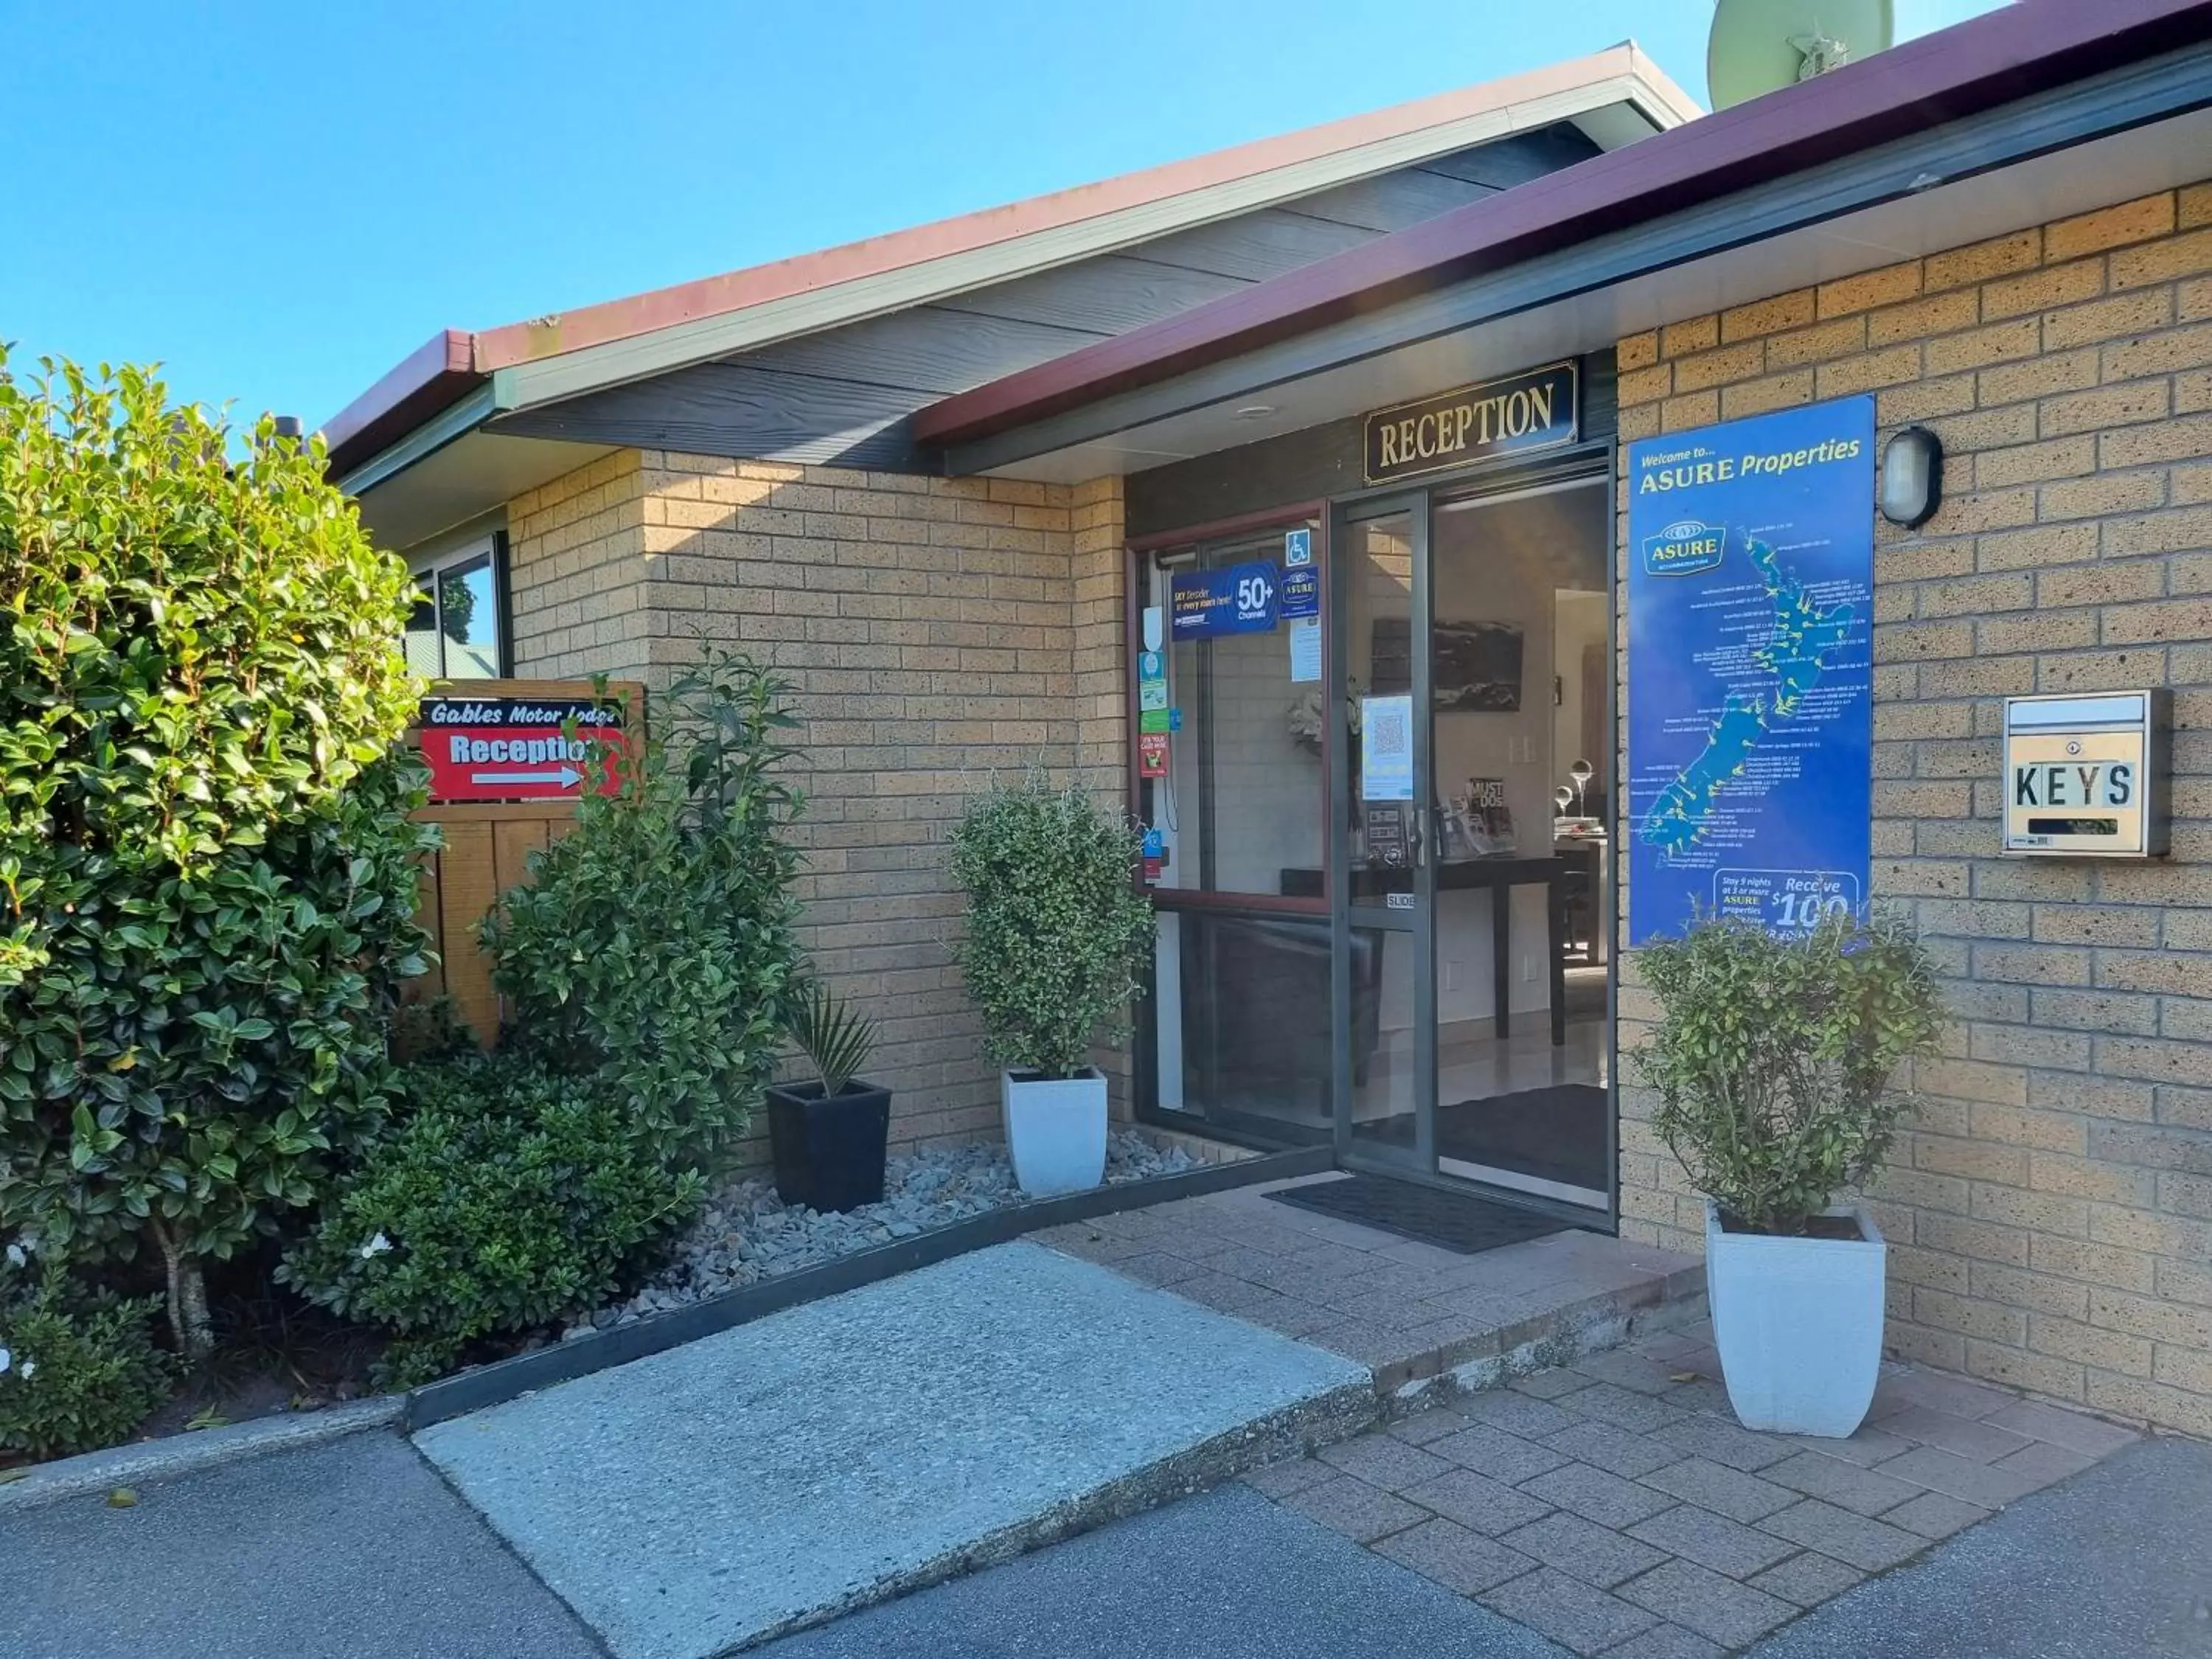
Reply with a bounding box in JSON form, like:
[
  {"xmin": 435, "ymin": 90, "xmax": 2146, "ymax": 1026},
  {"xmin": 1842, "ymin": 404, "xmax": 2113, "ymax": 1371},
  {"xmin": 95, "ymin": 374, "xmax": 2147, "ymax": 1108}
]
[
  {"xmin": 16, "ymin": 1360, "xmax": 31, "ymax": 1382},
  {"xmin": 358, "ymin": 1232, "xmax": 393, "ymax": 1260},
  {"xmin": 0, "ymin": 1346, "xmax": 10, "ymax": 1377},
  {"xmin": 4, "ymin": 1243, "xmax": 23, "ymax": 1269}
]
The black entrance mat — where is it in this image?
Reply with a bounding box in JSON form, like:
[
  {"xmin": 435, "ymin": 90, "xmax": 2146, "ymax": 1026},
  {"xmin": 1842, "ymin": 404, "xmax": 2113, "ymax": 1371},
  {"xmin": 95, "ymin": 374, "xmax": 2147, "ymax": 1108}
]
[
  {"xmin": 1364, "ymin": 1082, "xmax": 1610, "ymax": 1192},
  {"xmin": 1268, "ymin": 1175, "xmax": 1571, "ymax": 1255}
]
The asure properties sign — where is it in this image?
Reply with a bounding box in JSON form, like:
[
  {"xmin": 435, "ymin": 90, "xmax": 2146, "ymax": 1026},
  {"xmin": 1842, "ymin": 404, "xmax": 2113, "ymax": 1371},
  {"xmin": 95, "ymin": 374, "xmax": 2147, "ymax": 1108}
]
[
  {"xmin": 418, "ymin": 695, "xmax": 630, "ymax": 803},
  {"xmin": 1626, "ymin": 397, "xmax": 1877, "ymax": 945}
]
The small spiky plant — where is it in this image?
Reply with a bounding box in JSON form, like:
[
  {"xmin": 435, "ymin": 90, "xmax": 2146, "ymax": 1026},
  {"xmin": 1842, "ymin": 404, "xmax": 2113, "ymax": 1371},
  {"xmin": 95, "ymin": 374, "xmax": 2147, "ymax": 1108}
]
[{"xmin": 787, "ymin": 983, "xmax": 878, "ymax": 1096}]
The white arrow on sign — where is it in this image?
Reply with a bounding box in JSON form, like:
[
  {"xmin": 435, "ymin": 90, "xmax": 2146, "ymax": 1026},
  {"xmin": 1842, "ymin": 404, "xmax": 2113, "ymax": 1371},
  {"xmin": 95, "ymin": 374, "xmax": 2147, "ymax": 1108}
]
[{"xmin": 470, "ymin": 768, "xmax": 582, "ymax": 788}]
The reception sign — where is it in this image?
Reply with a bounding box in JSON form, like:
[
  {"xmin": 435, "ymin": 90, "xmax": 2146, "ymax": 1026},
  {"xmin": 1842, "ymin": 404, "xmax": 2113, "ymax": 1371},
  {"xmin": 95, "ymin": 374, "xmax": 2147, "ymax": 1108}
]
[
  {"xmin": 1627, "ymin": 397, "xmax": 1876, "ymax": 945},
  {"xmin": 1363, "ymin": 362, "xmax": 1579, "ymax": 484},
  {"xmin": 417, "ymin": 687, "xmax": 633, "ymax": 804}
]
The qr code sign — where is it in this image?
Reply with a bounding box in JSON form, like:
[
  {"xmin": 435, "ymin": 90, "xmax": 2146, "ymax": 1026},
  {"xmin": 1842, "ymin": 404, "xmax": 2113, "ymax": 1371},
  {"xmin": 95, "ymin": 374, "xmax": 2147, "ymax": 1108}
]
[{"xmin": 1368, "ymin": 704, "xmax": 1408, "ymax": 752}]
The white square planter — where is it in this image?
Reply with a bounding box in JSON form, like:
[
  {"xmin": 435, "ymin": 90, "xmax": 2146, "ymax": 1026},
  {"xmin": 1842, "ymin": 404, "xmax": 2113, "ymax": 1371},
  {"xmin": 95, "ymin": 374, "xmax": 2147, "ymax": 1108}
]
[
  {"xmin": 1001, "ymin": 1068, "xmax": 1107, "ymax": 1197},
  {"xmin": 1705, "ymin": 1200, "xmax": 1886, "ymax": 1438}
]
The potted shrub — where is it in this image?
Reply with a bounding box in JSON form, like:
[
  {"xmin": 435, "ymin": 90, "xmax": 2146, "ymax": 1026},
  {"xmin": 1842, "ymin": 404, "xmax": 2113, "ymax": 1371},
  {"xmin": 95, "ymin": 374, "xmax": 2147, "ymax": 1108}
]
[
  {"xmin": 765, "ymin": 984, "xmax": 891, "ymax": 1213},
  {"xmin": 1631, "ymin": 911, "xmax": 1945, "ymax": 1437},
  {"xmin": 950, "ymin": 778, "xmax": 1154, "ymax": 1197}
]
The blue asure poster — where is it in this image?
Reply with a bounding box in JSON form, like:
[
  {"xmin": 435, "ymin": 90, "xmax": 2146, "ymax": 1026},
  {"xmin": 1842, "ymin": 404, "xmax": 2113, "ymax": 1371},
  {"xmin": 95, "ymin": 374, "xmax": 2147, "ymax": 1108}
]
[
  {"xmin": 1172, "ymin": 563, "xmax": 1279, "ymax": 639},
  {"xmin": 1626, "ymin": 396, "xmax": 1875, "ymax": 946}
]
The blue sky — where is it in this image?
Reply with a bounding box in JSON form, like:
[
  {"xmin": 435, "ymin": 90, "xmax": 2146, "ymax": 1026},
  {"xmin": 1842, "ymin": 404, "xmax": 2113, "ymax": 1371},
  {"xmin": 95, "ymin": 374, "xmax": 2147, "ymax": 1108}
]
[{"xmin": 1, "ymin": 0, "xmax": 2004, "ymax": 436}]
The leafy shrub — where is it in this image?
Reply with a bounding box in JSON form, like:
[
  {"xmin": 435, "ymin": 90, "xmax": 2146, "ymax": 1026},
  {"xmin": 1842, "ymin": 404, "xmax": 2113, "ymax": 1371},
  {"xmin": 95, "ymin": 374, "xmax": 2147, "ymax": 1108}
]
[
  {"xmin": 281, "ymin": 1057, "xmax": 703, "ymax": 1388},
  {"xmin": 484, "ymin": 653, "xmax": 803, "ymax": 1175},
  {"xmin": 0, "ymin": 1262, "xmax": 176, "ymax": 1460},
  {"xmin": 1630, "ymin": 911, "xmax": 1947, "ymax": 1235},
  {"xmin": 0, "ymin": 355, "xmax": 431, "ymax": 1360},
  {"xmin": 950, "ymin": 776, "xmax": 1154, "ymax": 1081}
]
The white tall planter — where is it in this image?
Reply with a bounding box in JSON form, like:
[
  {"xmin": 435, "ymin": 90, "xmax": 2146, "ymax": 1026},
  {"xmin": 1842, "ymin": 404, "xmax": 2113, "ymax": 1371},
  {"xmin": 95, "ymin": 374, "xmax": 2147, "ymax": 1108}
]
[
  {"xmin": 1706, "ymin": 1200, "xmax": 1886, "ymax": 1438},
  {"xmin": 1003, "ymin": 1068, "xmax": 1107, "ymax": 1197}
]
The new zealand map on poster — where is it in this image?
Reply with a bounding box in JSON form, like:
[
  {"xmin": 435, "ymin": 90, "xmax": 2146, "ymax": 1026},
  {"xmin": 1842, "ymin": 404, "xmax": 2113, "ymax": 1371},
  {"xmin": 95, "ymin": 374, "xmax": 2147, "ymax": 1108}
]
[{"xmin": 1627, "ymin": 397, "xmax": 1876, "ymax": 946}]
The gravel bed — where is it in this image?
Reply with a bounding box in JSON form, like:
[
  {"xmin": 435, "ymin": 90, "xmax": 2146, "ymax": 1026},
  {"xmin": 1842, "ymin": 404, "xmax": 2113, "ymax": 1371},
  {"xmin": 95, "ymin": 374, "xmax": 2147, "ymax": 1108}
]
[{"xmin": 567, "ymin": 1131, "xmax": 1197, "ymax": 1337}]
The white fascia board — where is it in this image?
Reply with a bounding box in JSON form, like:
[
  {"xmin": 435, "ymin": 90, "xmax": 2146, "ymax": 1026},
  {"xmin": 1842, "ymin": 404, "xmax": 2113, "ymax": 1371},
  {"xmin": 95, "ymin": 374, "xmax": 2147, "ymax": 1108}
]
[{"xmin": 494, "ymin": 74, "xmax": 1694, "ymax": 414}]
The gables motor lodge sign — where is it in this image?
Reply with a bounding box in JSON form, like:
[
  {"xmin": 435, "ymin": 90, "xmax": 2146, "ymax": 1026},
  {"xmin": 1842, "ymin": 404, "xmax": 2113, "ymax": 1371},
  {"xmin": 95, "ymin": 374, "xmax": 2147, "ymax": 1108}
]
[
  {"xmin": 416, "ymin": 684, "xmax": 638, "ymax": 804},
  {"xmin": 1363, "ymin": 362, "xmax": 1579, "ymax": 484}
]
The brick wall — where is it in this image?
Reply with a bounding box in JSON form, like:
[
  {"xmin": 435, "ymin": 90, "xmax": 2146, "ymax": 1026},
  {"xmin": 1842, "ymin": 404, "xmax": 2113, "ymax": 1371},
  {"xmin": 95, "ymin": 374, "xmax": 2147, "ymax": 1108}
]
[
  {"xmin": 507, "ymin": 449, "xmax": 654, "ymax": 682},
  {"xmin": 503, "ymin": 451, "xmax": 1128, "ymax": 1161},
  {"xmin": 1614, "ymin": 183, "xmax": 2212, "ymax": 1435}
]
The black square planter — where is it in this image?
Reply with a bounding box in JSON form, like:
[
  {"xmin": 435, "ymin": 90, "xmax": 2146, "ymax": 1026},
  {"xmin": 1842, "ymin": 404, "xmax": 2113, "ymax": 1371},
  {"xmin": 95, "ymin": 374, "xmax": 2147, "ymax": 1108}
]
[{"xmin": 765, "ymin": 1080, "xmax": 892, "ymax": 1212}]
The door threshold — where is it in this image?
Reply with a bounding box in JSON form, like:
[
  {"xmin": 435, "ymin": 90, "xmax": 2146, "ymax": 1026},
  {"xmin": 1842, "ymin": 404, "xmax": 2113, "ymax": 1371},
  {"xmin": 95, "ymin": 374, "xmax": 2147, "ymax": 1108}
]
[{"xmin": 1438, "ymin": 1156, "xmax": 1608, "ymax": 1211}]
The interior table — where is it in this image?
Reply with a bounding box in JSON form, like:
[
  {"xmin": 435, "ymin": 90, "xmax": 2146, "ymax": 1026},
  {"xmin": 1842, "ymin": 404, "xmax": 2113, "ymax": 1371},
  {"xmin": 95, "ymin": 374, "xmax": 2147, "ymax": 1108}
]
[{"xmin": 1279, "ymin": 857, "xmax": 1569, "ymax": 1046}]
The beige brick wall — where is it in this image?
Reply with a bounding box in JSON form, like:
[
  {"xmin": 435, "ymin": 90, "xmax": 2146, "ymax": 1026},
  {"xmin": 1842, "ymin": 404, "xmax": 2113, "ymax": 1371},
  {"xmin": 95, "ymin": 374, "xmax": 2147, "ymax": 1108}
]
[
  {"xmin": 507, "ymin": 449, "xmax": 655, "ymax": 682},
  {"xmin": 503, "ymin": 451, "xmax": 1129, "ymax": 1161},
  {"xmin": 1615, "ymin": 183, "xmax": 2212, "ymax": 1435}
]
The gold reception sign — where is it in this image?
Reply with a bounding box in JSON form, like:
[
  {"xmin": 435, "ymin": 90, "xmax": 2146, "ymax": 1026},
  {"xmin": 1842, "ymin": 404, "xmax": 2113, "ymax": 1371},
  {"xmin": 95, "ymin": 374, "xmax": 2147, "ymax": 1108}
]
[
  {"xmin": 1363, "ymin": 362, "xmax": 1579, "ymax": 484},
  {"xmin": 2001, "ymin": 691, "xmax": 2169, "ymax": 858}
]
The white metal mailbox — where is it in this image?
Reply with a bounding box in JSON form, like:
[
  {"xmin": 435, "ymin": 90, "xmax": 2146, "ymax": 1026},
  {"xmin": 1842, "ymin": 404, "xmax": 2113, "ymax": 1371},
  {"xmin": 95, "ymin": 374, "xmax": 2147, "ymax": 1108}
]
[{"xmin": 2000, "ymin": 690, "xmax": 2169, "ymax": 858}]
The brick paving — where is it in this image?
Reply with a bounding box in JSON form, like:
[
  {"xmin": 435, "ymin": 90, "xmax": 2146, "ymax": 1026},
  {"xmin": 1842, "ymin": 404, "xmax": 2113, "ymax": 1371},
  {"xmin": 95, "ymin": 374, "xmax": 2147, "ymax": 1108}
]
[
  {"xmin": 1031, "ymin": 1175, "xmax": 1703, "ymax": 1391},
  {"xmin": 1237, "ymin": 1321, "xmax": 2141, "ymax": 1656}
]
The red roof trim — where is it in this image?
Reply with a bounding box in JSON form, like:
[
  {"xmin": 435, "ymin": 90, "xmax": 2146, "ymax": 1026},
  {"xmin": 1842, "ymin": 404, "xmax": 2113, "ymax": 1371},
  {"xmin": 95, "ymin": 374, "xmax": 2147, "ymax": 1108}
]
[
  {"xmin": 321, "ymin": 46, "xmax": 1688, "ymax": 480},
  {"xmin": 323, "ymin": 330, "xmax": 477, "ymax": 474},
  {"xmin": 913, "ymin": 0, "xmax": 2212, "ymax": 450}
]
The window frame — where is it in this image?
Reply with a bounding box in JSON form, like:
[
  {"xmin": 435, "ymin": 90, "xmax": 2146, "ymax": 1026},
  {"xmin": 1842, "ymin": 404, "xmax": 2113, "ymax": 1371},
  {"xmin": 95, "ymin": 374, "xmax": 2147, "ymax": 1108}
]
[{"xmin": 406, "ymin": 529, "xmax": 512, "ymax": 680}]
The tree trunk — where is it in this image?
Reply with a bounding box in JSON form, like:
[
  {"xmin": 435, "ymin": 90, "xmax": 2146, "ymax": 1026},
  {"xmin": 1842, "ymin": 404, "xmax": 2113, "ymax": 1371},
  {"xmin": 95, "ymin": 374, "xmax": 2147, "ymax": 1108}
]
[{"xmin": 153, "ymin": 1224, "xmax": 215, "ymax": 1363}]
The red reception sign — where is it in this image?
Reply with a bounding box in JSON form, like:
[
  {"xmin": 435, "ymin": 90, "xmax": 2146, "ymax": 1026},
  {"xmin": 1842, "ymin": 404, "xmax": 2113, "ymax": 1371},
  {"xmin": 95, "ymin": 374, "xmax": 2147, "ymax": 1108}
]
[{"xmin": 417, "ymin": 693, "xmax": 631, "ymax": 804}]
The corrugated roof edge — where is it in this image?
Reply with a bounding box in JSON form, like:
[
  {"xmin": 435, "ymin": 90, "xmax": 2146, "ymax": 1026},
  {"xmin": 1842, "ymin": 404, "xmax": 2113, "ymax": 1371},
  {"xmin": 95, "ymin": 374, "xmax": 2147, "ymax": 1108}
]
[
  {"xmin": 321, "ymin": 44, "xmax": 1698, "ymax": 479},
  {"xmin": 912, "ymin": 0, "xmax": 2212, "ymax": 450}
]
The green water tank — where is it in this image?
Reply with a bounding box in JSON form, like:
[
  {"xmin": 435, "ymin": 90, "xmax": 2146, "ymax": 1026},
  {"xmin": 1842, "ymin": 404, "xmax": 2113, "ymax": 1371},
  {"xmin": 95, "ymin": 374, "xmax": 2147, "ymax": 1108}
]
[{"xmin": 1708, "ymin": 0, "xmax": 1896, "ymax": 110}]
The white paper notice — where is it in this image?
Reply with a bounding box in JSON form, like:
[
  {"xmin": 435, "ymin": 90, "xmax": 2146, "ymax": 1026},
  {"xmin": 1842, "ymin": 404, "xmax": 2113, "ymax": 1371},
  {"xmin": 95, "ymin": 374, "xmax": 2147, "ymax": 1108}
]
[
  {"xmin": 1362, "ymin": 694, "xmax": 1414, "ymax": 801},
  {"xmin": 1287, "ymin": 617, "xmax": 1322, "ymax": 683}
]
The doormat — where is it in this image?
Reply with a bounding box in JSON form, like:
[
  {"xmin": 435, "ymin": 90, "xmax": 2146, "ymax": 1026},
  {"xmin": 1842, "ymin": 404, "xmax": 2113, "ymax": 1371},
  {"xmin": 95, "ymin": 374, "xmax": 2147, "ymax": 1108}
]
[
  {"xmin": 1267, "ymin": 1175, "xmax": 1571, "ymax": 1255},
  {"xmin": 1363, "ymin": 1083, "xmax": 1610, "ymax": 1193}
]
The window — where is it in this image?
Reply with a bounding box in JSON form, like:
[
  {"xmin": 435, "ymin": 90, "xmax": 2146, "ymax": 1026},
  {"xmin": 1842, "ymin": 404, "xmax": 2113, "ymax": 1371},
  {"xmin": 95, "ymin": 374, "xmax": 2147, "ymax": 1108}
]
[{"xmin": 405, "ymin": 535, "xmax": 505, "ymax": 679}]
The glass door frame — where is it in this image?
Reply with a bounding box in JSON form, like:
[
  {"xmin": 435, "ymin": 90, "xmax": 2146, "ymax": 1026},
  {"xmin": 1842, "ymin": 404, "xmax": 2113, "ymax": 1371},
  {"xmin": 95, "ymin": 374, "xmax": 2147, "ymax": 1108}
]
[
  {"xmin": 1329, "ymin": 491, "xmax": 1437, "ymax": 1177},
  {"xmin": 1326, "ymin": 446, "xmax": 1621, "ymax": 1227}
]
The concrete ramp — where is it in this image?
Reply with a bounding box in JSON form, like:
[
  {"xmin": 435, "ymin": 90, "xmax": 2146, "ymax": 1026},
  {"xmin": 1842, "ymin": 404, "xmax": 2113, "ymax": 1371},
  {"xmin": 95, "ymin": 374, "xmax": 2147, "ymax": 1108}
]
[{"xmin": 417, "ymin": 1242, "xmax": 1373, "ymax": 1659}]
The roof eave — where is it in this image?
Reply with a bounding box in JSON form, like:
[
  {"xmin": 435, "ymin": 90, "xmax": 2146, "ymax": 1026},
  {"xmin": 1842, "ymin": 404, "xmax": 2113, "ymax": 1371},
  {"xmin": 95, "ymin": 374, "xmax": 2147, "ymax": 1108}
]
[{"xmin": 911, "ymin": 0, "xmax": 2212, "ymax": 451}]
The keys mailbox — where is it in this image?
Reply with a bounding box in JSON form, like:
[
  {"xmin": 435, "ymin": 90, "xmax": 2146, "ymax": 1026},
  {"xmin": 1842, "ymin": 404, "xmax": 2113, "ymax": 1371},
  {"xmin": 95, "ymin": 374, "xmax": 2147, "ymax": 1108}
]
[{"xmin": 2001, "ymin": 690, "xmax": 2169, "ymax": 858}]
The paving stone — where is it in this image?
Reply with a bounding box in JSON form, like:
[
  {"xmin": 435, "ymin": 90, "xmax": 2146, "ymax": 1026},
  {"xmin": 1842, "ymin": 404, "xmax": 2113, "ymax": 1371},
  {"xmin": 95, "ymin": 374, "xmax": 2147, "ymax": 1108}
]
[
  {"xmin": 1372, "ymin": 1517, "xmax": 1538, "ymax": 1597},
  {"xmin": 1601, "ymin": 1624, "xmax": 1726, "ymax": 1659},
  {"xmin": 1570, "ymin": 1349, "xmax": 1683, "ymax": 1396},
  {"xmin": 1317, "ymin": 1433, "xmax": 1453, "ymax": 1492},
  {"xmin": 1980, "ymin": 1398, "xmax": 2140, "ymax": 1459},
  {"xmin": 1249, "ymin": 1298, "xmax": 1352, "ymax": 1340},
  {"xmin": 1519, "ymin": 1462, "xmax": 1678, "ymax": 1530},
  {"xmin": 1781, "ymin": 1424, "xmax": 1916, "ymax": 1467},
  {"xmin": 1508, "ymin": 1366, "xmax": 1593, "ymax": 1399},
  {"xmin": 1555, "ymin": 1382, "xmax": 1691, "ymax": 1435},
  {"xmin": 1654, "ymin": 1412, "xmax": 1795, "ymax": 1472},
  {"xmin": 1170, "ymin": 1271, "xmax": 1284, "ymax": 1315},
  {"xmin": 1749, "ymin": 1548, "xmax": 1867, "ymax": 1609},
  {"xmin": 1628, "ymin": 1503, "xmax": 1799, "ymax": 1579},
  {"xmin": 1871, "ymin": 1369, "xmax": 2017, "ymax": 1422},
  {"xmin": 1108, "ymin": 1251, "xmax": 1208, "ymax": 1287},
  {"xmin": 1498, "ymin": 1511, "xmax": 1669, "ymax": 1589},
  {"xmin": 1875, "ymin": 1405, "xmax": 2037, "ymax": 1463},
  {"xmin": 1761, "ymin": 1450, "xmax": 1923, "ymax": 1517},
  {"xmin": 1281, "ymin": 1476, "xmax": 1429, "ymax": 1544},
  {"xmin": 1400, "ymin": 1467, "xmax": 1557, "ymax": 1536},
  {"xmin": 1881, "ymin": 1489, "xmax": 1992, "ymax": 1541},
  {"xmin": 1993, "ymin": 1439, "xmax": 2098, "ymax": 1486},
  {"xmin": 1758, "ymin": 1500, "xmax": 1925, "ymax": 1572},
  {"xmin": 1874, "ymin": 1445, "xmax": 2045, "ymax": 1509},
  {"xmin": 1239, "ymin": 1457, "xmax": 1337, "ymax": 1500},
  {"xmin": 1639, "ymin": 1457, "xmax": 1797, "ymax": 1523},
  {"xmin": 1542, "ymin": 1421, "xmax": 1686, "ymax": 1480},
  {"xmin": 1480, "ymin": 1566, "xmax": 1659, "ymax": 1656},
  {"xmin": 1660, "ymin": 1377, "xmax": 1736, "ymax": 1418},
  {"xmin": 1388, "ymin": 1408, "xmax": 1468, "ymax": 1447},
  {"xmin": 1618, "ymin": 1557, "xmax": 1798, "ymax": 1649},
  {"xmin": 1455, "ymin": 1388, "xmax": 1582, "ymax": 1439},
  {"xmin": 1429, "ymin": 1423, "xmax": 1572, "ymax": 1485}
]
